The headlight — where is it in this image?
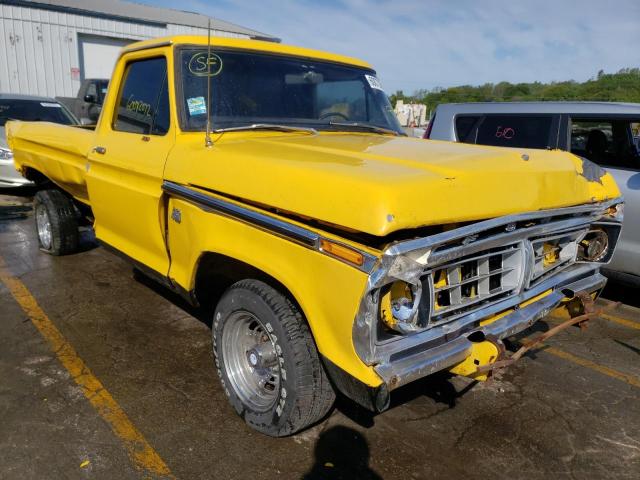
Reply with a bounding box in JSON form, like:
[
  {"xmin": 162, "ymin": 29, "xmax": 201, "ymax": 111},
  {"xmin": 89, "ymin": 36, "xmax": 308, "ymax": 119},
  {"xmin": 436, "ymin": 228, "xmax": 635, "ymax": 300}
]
[
  {"xmin": 379, "ymin": 281, "xmax": 423, "ymax": 334},
  {"xmin": 578, "ymin": 229, "xmax": 609, "ymax": 262},
  {"xmin": 0, "ymin": 147, "xmax": 13, "ymax": 161}
]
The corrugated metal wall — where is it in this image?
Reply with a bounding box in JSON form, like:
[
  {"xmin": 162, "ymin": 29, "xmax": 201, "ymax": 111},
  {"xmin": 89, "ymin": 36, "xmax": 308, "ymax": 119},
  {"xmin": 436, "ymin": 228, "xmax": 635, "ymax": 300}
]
[{"xmin": 0, "ymin": 3, "xmax": 249, "ymax": 97}]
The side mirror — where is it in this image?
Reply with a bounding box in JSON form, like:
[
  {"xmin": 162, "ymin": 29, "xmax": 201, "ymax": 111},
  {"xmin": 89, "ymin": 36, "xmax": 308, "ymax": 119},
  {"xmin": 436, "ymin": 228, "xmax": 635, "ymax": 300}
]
[{"xmin": 84, "ymin": 94, "xmax": 96, "ymax": 103}]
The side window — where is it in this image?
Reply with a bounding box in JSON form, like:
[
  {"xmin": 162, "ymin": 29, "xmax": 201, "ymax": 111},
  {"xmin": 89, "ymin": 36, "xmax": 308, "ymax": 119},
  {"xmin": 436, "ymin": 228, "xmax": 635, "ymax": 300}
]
[
  {"xmin": 455, "ymin": 115, "xmax": 481, "ymax": 142},
  {"xmin": 570, "ymin": 118, "xmax": 639, "ymax": 169},
  {"xmin": 476, "ymin": 115, "xmax": 553, "ymax": 149},
  {"xmin": 113, "ymin": 57, "xmax": 170, "ymax": 135}
]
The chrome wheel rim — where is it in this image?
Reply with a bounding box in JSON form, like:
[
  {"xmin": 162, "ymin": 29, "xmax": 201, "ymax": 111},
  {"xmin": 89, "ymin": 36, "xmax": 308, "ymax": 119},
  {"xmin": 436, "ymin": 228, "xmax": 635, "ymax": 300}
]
[
  {"xmin": 36, "ymin": 204, "xmax": 52, "ymax": 250},
  {"xmin": 221, "ymin": 311, "xmax": 280, "ymax": 411}
]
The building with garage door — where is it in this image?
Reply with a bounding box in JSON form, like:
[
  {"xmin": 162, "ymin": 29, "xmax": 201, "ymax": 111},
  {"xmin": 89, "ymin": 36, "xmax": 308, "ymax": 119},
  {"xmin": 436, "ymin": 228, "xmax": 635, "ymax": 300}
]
[{"xmin": 0, "ymin": 0, "xmax": 278, "ymax": 97}]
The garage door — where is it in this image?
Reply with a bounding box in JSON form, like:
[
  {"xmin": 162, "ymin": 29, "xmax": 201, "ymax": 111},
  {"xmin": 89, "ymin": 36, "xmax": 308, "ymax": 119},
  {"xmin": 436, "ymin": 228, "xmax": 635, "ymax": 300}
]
[{"xmin": 78, "ymin": 35, "xmax": 134, "ymax": 80}]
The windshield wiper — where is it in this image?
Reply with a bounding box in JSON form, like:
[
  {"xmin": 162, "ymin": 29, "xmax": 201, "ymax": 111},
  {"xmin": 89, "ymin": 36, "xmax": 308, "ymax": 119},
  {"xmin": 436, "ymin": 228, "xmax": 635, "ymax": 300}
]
[
  {"xmin": 328, "ymin": 121, "xmax": 402, "ymax": 136},
  {"xmin": 213, "ymin": 123, "xmax": 317, "ymax": 135}
]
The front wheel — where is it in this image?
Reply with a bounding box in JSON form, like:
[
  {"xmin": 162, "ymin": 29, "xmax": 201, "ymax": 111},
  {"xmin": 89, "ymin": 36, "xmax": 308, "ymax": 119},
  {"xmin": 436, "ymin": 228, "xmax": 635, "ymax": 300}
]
[{"xmin": 212, "ymin": 279, "xmax": 335, "ymax": 436}]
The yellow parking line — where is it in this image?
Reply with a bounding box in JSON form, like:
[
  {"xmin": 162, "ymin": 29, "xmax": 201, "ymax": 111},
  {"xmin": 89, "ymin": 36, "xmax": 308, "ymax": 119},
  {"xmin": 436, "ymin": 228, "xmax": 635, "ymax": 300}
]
[
  {"xmin": 544, "ymin": 347, "xmax": 640, "ymax": 388},
  {"xmin": 0, "ymin": 259, "xmax": 175, "ymax": 479},
  {"xmin": 598, "ymin": 312, "xmax": 640, "ymax": 330},
  {"xmin": 548, "ymin": 310, "xmax": 640, "ymax": 330}
]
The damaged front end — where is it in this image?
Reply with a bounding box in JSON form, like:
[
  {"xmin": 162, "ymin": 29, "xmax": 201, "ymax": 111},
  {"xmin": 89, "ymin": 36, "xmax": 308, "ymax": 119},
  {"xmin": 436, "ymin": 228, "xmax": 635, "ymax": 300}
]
[{"xmin": 352, "ymin": 199, "xmax": 623, "ymax": 411}]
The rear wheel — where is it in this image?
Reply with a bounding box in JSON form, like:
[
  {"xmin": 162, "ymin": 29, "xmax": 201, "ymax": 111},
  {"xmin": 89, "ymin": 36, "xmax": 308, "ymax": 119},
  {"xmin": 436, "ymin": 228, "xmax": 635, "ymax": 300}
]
[
  {"xmin": 212, "ymin": 279, "xmax": 335, "ymax": 436},
  {"xmin": 34, "ymin": 189, "xmax": 79, "ymax": 255}
]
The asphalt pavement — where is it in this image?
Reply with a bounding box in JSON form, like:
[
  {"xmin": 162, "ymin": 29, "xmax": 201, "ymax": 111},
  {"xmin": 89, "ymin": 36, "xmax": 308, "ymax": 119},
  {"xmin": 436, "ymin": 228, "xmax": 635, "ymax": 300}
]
[{"xmin": 1, "ymin": 191, "xmax": 639, "ymax": 480}]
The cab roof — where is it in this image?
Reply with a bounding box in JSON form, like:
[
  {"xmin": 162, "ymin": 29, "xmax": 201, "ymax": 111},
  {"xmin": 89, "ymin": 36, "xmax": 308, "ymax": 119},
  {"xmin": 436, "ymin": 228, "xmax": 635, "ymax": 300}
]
[{"xmin": 121, "ymin": 35, "xmax": 373, "ymax": 70}]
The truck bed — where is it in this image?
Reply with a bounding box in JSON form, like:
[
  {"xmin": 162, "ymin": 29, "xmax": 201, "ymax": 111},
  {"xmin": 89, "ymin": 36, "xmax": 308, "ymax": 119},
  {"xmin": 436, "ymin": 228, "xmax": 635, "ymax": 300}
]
[{"xmin": 6, "ymin": 121, "xmax": 95, "ymax": 205}]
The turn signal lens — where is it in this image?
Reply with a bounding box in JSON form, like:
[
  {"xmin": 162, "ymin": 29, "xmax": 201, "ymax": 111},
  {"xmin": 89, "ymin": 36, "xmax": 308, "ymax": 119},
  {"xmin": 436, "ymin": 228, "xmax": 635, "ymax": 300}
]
[{"xmin": 319, "ymin": 239, "xmax": 364, "ymax": 266}]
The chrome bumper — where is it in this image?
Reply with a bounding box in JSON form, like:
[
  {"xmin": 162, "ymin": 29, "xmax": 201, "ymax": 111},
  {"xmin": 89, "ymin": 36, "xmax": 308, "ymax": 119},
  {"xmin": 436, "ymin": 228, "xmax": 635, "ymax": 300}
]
[{"xmin": 375, "ymin": 269, "xmax": 607, "ymax": 390}]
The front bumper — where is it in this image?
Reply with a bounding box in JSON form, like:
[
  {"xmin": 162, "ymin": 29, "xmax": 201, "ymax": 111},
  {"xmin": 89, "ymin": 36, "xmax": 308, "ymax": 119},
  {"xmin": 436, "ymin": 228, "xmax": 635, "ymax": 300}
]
[
  {"xmin": 375, "ymin": 267, "xmax": 606, "ymax": 390},
  {"xmin": 344, "ymin": 199, "xmax": 622, "ymax": 411}
]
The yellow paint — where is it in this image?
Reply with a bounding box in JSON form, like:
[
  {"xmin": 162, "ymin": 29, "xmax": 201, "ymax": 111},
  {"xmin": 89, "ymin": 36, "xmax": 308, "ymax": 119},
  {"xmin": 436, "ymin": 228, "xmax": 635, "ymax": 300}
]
[
  {"xmin": 5, "ymin": 121, "xmax": 93, "ymax": 204},
  {"xmin": 542, "ymin": 243, "xmax": 560, "ymax": 267},
  {"xmin": 598, "ymin": 313, "xmax": 640, "ymax": 330},
  {"xmin": 166, "ymin": 196, "xmax": 383, "ymax": 387},
  {"xmin": 548, "ymin": 309, "xmax": 640, "ymax": 330},
  {"xmin": 0, "ymin": 259, "xmax": 174, "ymax": 478},
  {"xmin": 164, "ymin": 134, "xmax": 620, "ymax": 237},
  {"xmin": 2, "ymin": 35, "xmax": 622, "ymax": 390},
  {"xmin": 8, "ymin": 36, "xmax": 621, "ymax": 237},
  {"xmin": 85, "ymin": 45, "xmax": 178, "ymax": 275},
  {"xmin": 121, "ymin": 35, "xmax": 373, "ymax": 69},
  {"xmin": 433, "ymin": 269, "xmax": 448, "ymax": 289},
  {"xmin": 449, "ymin": 340, "xmax": 499, "ymax": 381},
  {"xmin": 545, "ymin": 347, "xmax": 640, "ymax": 388}
]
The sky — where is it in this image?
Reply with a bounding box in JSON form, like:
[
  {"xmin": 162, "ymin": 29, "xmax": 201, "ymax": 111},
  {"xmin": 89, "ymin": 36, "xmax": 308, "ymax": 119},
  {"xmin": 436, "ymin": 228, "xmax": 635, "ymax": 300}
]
[{"xmin": 139, "ymin": 0, "xmax": 640, "ymax": 94}]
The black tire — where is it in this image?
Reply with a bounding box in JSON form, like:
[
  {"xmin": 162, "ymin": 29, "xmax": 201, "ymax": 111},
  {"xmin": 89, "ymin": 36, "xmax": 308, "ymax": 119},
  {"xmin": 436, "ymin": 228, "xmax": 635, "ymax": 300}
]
[
  {"xmin": 212, "ymin": 279, "xmax": 335, "ymax": 436},
  {"xmin": 33, "ymin": 189, "xmax": 79, "ymax": 256}
]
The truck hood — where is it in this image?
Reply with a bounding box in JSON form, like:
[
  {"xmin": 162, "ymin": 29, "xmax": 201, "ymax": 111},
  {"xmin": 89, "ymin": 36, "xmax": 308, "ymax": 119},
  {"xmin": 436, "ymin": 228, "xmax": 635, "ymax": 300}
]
[{"xmin": 165, "ymin": 133, "xmax": 620, "ymax": 237}]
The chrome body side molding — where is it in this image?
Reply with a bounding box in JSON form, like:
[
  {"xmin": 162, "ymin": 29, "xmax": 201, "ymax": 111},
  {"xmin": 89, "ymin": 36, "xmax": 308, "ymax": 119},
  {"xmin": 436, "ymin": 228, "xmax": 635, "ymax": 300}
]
[{"xmin": 162, "ymin": 180, "xmax": 377, "ymax": 273}]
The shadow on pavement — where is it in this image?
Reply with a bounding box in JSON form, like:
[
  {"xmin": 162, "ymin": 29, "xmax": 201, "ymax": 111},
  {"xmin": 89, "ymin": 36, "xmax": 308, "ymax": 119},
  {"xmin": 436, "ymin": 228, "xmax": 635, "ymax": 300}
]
[
  {"xmin": 336, "ymin": 370, "xmax": 478, "ymax": 431},
  {"xmin": 601, "ymin": 278, "xmax": 640, "ymax": 309},
  {"xmin": 301, "ymin": 425, "xmax": 382, "ymax": 480},
  {"xmin": 0, "ymin": 185, "xmax": 37, "ymax": 197}
]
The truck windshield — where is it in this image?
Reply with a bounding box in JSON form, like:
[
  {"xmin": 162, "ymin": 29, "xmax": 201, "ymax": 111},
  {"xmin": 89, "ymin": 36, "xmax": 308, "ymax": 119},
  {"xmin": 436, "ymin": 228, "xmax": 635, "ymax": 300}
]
[
  {"xmin": 0, "ymin": 99, "xmax": 76, "ymax": 126},
  {"xmin": 178, "ymin": 48, "xmax": 403, "ymax": 135}
]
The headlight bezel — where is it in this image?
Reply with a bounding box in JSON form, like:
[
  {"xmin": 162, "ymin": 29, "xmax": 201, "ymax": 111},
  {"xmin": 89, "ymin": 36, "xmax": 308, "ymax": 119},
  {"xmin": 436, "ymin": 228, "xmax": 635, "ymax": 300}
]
[{"xmin": 379, "ymin": 280, "xmax": 425, "ymax": 334}]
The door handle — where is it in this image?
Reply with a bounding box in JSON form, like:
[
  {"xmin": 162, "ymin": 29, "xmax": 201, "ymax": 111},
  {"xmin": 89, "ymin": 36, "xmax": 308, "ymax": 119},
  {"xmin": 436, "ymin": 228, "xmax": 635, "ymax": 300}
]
[{"xmin": 93, "ymin": 146, "xmax": 106, "ymax": 155}]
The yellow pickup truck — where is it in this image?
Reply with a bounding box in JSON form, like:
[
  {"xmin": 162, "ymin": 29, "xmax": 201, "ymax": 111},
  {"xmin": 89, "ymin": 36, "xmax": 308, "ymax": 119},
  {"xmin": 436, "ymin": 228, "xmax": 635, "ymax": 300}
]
[{"xmin": 6, "ymin": 35, "xmax": 623, "ymax": 436}]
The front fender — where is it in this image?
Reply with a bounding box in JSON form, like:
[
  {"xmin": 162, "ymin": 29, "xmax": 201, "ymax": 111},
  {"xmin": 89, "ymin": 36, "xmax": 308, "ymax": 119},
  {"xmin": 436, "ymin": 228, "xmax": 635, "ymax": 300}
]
[{"xmin": 165, "ymin": 195, "xmax": 383, "ymax": 387}]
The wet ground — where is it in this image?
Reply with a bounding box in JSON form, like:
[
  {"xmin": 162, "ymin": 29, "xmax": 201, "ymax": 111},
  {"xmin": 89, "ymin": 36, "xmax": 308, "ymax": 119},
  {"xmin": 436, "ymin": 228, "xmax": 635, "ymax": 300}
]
[{"xmin": 1, "ymin": 191, "xmax": 639, "ymax": 480}]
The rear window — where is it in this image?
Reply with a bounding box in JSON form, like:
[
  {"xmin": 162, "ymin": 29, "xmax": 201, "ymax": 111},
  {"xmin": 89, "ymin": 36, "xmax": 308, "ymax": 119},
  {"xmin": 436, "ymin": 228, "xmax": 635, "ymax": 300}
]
[
  {"xmin": 475, "ymin": 115, "xmax": 553, "ymax": 149},
  {"xmin": 0, "ymin": 100, "xmax": 76, "ymax": 126}
]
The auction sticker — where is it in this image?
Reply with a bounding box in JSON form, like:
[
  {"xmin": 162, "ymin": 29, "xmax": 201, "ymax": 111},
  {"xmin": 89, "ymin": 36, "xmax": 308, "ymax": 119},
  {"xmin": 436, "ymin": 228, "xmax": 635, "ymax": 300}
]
[
  {"xmin": 187, "ymin": 96, "xmax": 207, "ymax": 116},
  {"xmin": 365, "ymin": 74, "xmax": 383, "ymax": 90},
  {"xmin": 40, "ymin": 102, "xmax": 61, "ymax": 108}
]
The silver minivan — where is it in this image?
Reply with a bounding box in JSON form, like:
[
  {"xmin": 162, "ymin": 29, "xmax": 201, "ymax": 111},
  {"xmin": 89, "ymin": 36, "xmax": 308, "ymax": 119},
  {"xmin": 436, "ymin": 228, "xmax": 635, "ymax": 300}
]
[{"xmin": 426, "ymin": 102, "xmax": 640, "ymax": 285}]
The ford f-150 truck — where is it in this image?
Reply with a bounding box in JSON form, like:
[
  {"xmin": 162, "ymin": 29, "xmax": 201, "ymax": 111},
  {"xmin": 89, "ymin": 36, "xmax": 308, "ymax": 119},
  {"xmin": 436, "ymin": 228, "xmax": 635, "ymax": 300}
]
[{"xmin": 6, "ymin": 36, "xmax": 623, "ymax": 436}]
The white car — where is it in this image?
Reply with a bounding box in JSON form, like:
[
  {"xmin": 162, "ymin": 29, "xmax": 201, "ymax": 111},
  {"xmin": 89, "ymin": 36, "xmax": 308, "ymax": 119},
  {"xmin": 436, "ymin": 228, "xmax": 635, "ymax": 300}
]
[{"xmin": 1, "ymin": 94, "xmax": 78, "ymax": 188}]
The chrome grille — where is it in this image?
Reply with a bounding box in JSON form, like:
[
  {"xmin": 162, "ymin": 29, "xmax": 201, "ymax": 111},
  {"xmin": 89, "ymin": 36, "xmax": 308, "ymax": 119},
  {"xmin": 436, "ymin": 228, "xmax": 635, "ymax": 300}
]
[
  {"xmin": 430, "ymin": 244, "xmax": 523, "ymax": 321},
  {"xmin": 530, "ymin": 229, "xmax": 584, "ymax": 284}
]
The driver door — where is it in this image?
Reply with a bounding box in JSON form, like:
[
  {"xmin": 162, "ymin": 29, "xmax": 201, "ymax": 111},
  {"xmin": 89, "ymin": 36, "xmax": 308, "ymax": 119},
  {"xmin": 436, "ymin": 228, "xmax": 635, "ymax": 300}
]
[{"xmin": 87, "ymin": 51, "xmax": 175, "ymax": 276}]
